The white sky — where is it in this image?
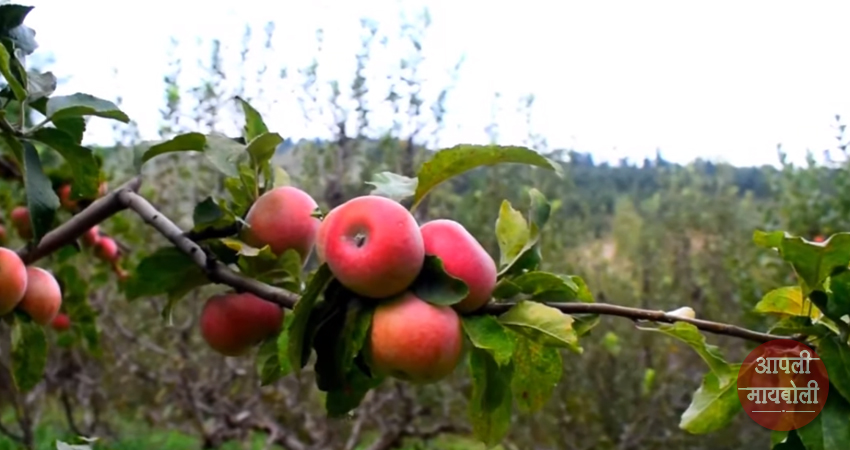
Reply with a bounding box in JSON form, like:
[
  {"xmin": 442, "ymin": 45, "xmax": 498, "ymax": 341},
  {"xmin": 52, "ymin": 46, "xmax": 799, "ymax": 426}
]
[{"xmin": 23, "ymin": 0, "xmax": 850, "ymax": 167}]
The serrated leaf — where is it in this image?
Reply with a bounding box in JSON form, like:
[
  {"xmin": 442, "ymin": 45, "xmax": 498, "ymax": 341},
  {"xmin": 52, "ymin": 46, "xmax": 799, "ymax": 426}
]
[
  {"xmin": 816, "ymin": 334, "xmax": 850, "ymax": 402},
  {"xmin": 461, "ymin": 315, "xmax": 517, "ymax": 367},
  {"xmin": 678, "ymin": 366, "xmax": 743, "ymax": 434},
  {"xmin": 506, "ymin": 271, "xmax": 580, "ymax": 301},
  {"xmin": 788, "ymin": 384, "xmax": 850, "ymax": 450},
  {"xmin": 510, "ymin": 336, "xmax": 561, "ymax": 413},
  {"xmin": 754, "ymin": 286, "xmax": 821, "ymax": 319},
  {"xmin": 365, "ymin": 171, "xmax": 418, "ymax": 201},
  {"xmin": 138, "ymin": 132, "xmax": 206, "ymax": 167},
  {"xmin": 412, "ymin": 144, "xmax": 563, "ymax": 210},
  {"xmin": 46, "ymin": 93, "xmax": 129, "ymax": 123},
  {"xmin": 204, "ymin": 133, "xmax": 249, "ymax": 178},
  {"xmin": 124, "ymin": 247, "xmax": 209, "ymax": 301},
  {"xmin": 192, "ymin": 197, "xmax": 226, "ymax": 229},
  {"xmin": 753, "ymin": 230, "xmax": 850, "ymax": 296},
  {"xmin": 826, "ymin": 270, "xmax": 850, "ymax": 319},
  {"xmin": 468, "ymin": 347, "xmax": 513, "ymax": 447},
  {"xmin": 495, "ymin": 200, "xmax": 529, "ymax": 268},
  {"xmin": 498, "ymin": 301, "xmax": 579, "ymax": 352},
  {"xmin": 257, "ymin": 314, "xmax": 294, "ymax": 386},
  {"xmin": 22, "ymin": 140, "xmax": 59, "ymax": 241},
  {"xmin": 410, "ymin": 255, "xmax": 469, "ymax": 306},
  {"xmin": 28, "ymin": 127, "xmax": 99, "ymax": 198},
  {"xmin": 236, "ymin": 96, "xmax": 268, "ymax": 142},
  {"xmin": 287, "ymin": 264, "xmax": 334, "ymax": 372},
  {"xmin": 11, "ymin": 315, "xmax": 47, "ymax": 392},
  {"xmin": 246, "ymin": 132, "xmax": 282, "ymax": 169},
  {"xmin": 638, "ymin": 322, "xmax": 732, "ymax": 380},
  {"xmin": 0, "ymin": 40, "xmax": 24, "ymax": 100},
  {"xmin": 314, "ymin": 296, "xmax": 374, "ymax": 392}
]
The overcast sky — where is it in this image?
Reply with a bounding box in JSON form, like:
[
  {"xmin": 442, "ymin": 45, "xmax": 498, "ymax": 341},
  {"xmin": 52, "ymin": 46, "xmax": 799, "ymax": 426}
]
[{"xmin": 24, "ymin": 0, "xmax": 850, "ymax": 167}]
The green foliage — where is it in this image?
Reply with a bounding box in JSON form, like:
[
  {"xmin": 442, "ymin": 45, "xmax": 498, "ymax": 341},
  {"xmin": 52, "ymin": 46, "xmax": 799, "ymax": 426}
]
[
  {"xmin": 410, "ymin": 255, "xmax": 469, "ymax": 306},
  {"xmin": 10, "ymin": 312, "xmax": 47, "ymax": 392}
]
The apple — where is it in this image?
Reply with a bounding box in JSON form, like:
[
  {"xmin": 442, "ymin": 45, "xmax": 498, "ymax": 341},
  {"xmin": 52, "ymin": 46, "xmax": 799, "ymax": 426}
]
[
  {"xmin": 58, "ymin": 184, "xmax": 77, "ymax": 210},
  {"xmin": 81, "ymin": 226, "xmax": 100, "ymax": 247},
  {"xmin": 368, "ymin": 291, "xmax": 463, "ymax": 384},
  {"xmin": 199, "ymin": 292, "xmax": 284, "ymax": 356},
  {"xmin": 241, "ymin": 186, "xmax": 321, "ymax": 262},
  {"xmin": 51, "ymin": 313, "xmax": 71, "ymax": 332},
  {"xmin": 0, "ymin": 247, "xmax": 27, "ymax": 315},
  {"xmin": 420, "ymin": 219, "xmax": 497, "ymax": 313},
  {"xmin": 95, "ymin": 237, "xmax": 119, "ymax": 262},
  {"xmin": 0, "ymin": 224, "xmax": 6, "ymax": 245},
  {"xmin": 18, "ymin": 267, "xmax": 62, "ymax": 325},
  {"xmin": 10, "ymin": 207, "xmax": 31, "ymax": 240},
  {"xmin": 317, "ymin": 195, "xmax": 424, "ymax": 299}
]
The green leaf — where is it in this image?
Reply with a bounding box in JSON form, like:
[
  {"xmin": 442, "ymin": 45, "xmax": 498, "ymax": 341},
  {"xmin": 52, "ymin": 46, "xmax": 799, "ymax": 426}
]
[
  {"xmin": 365, "ymin": 171, "xmax": 418, "ymax": 201},
  {"xmin": 0, "ymin": 41, "xmax": 24, "ymax": 100},
  {"xmin": 754, "ymin": 285, "xmax": 820, "ymax": 318},
  {"xmin": 46, "ymin": 93, "xmax": 130, "ymax": 123},
  {"xmin": 412, "ymin": 144, "xmax": 563, "ymax": 210},
  {"xmin": 257, "ymin": 314, "xmax": 294, "ymax": 386},
  {"xmin": 753, "ymin": 230, "xmax": 850, "ymax": 295},
  {"xmin": 409, "ymin": 255, "xmax": 469, "ymax": 306},
  {"xmin": 772, "ymin": 430, "xmax": 805, "ymax": 450},
  {"xmin": 0, "ymin": 5, "xmax": 34, "ymax": 34},
  {"xmin": 28, "ymin": 98, "xmax": 84, "ymax": 144},
  {"xmin": 502, "ymin": 271, "xmax": 580, "ymax": 301},
  {"xmin": 498, "ymin": 301, "xmax": 580, "ymax": 352},
  {"xmin": 495, "ymin": 200, "xmax": 529, "ymax": 268},
  {"xmin": 10, "ymin": 314, "xmax": 47, "ymax": 392},
  {"xmin": 510, "ymin": 335, "xmax": 561, "ymax": 413},
  {"xmin": 22, "ymin": 141, "xmax": 59, "ymax": 241},
  {"xmin": 55, "ymin": 265, "xmax": 100, "ymax": 356},
  {"xmin": 468, "ymin": 347, "xmax": 514, "ymax": 447},
  {"xmin": 192, "ymin": 197, "xmax": 232, "ymax": 231},
  {"xmin": 314, "ymin": 296, "xmax": 375, "ymax": 392},
  {"xmin": 138, "ymin": 132, "xmax": 206, "ymax": 167},
  {"xmin": 796, "ymin": 386, "xmax": 850, "ymax": 450},
  {"xmin": 325, "ymin": 361, "xmax": 383, "ymax": 418},
  {"xmin": 826, "ymin": 270, "xmax": 850, "ymax": 319},
  {"xmin": 204, "ymin": 133, "xmax": 249, "ymax": 178},
  {"xmin": 678, "ymin": 365, "xmax": 743, "ymax": 434},
  {"xmin": 236, "ymin": 96, "xmax": 268, "ymax": 142},
  {"xmin": 28, "ymin": 128, "xmax": 99, "ymax": 198},
  {"xmin": 461, "ymin": 315, "xmax": 517, "ymax": 367},
  {"xmin": 246, "ymin": 132, "xmax": 283, "ymax": 169},
  {"xmin": 816, "ymin": 334, "xmax": 850, "ymax": 402},
  {"xmin": 235, "ymin": 246, "xmax": 301, "ymax": 291},
  {"xmin": 287, "ymin": 264, "xmax": 334, "ymax": 372},
  {"xmin": 0, "ymin": 131, "xmax": 22, "ymax": 162},
  {"xmin": 638, "ymin": 322, "xmax": 733, "ymax": 380},
  {"xmin": 124, "ymin": 247, "xmax": 210, "ymax": 301}
]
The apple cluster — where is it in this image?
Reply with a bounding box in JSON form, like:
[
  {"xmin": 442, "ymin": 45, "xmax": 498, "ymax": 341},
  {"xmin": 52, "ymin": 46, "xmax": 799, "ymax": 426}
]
[
  {"xmin": 0, "ymin": 247, "xmax": 63, "ymax": 327},
  {"xmin": 200, "ymin": 186, "xmax": 498, "ymax": 385}
]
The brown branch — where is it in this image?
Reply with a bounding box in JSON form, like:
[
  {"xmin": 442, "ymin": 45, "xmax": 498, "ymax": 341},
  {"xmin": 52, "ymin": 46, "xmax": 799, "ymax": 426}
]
[
  {"xmin": 17, "ymin": 176, "xmax": 143, "ymax": 264},
  {"xmin": 479, "ymin": 302, "xmax": 794, "ymax": 343},
  {"xmin": 9, "ymin": 175, "xmax": 796, "ymax": 345},
  {"xmin": 115, "ymin": 190, "xmax": 300, "ymax": 308}
]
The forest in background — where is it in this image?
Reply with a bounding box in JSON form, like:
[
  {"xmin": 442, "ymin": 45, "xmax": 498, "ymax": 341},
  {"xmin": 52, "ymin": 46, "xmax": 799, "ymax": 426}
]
[{"xmin": 2, "ymin": 6, "xmax": 850, "ymax": 450}]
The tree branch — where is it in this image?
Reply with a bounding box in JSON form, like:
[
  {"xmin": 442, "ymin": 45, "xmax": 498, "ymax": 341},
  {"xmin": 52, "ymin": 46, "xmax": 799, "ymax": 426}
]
[
  {"xmin": 479, "ymin": 302, "xmax": 794, "ymax": 343},
  {"xmin": 116, "ymin": 190, "xmax": 300, "ymax": 308},
  {"xmin": 17, "ymin": 176, "xmax": 796, "ymax": 345},
  {"xmin": 17, "ymin": 176, "xmax": 143, "ymax": 264}
]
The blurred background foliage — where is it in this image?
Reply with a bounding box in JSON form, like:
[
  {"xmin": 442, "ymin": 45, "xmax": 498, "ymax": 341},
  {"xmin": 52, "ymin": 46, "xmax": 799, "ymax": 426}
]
[{"xmin": 0, "ymin": 6, "xmax": 847, "ymax": 450}]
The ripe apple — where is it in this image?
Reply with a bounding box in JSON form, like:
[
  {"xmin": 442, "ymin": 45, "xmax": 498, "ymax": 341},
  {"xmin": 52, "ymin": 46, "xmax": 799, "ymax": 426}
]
[
  {"xmin": 18, "ymin": 267, "xmax": 62, "ymax": 325},
  {"xmin": 317, "ymin": 195, "xmax": 424, "ymax": 299},
  {"xmin": 0, "ymin": 224, "xmax": 6, "ymax": 245},
  {"xmin": 81, "ymin": 226, "xmax": 100, "ymax": 247},
  {"xmin": 241, "ymin": 186, "xmax": 321, "ymax": 262},
  {"xmin": 95, "ymin": 237, "xmax": 119, "ymax": 262},
  {"xmin": 0, "ymin": 247, "xmax": 27, "ymax": 315},
  {"xmin": 368, "ymin": 291, "xmax": 463, "ymax": 384},
  {"xmin": 51, "ymin": 313, "xmax": 71, "ymax": 332},
  {"xmin": 57, "ymin": 184, "xmax": 77, "ymax": 210},
  {"xmin": 814, "ymin": 235, "xmax": 825, "ymax": 243},
  {"xmin": 199, "ymin": 292, "xmax": 284, "ymax": 356},
  {"xmin": 420, "ymin": 219, "xmax": 497, "ymax": 313},
  {"xmin": 10, "ymin": 207, "xmax": 31, "ymax": 240}
]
